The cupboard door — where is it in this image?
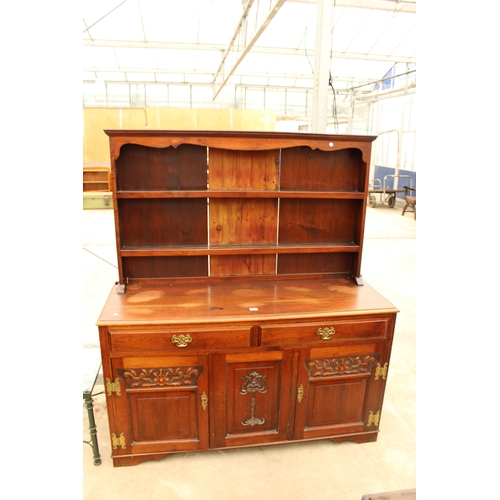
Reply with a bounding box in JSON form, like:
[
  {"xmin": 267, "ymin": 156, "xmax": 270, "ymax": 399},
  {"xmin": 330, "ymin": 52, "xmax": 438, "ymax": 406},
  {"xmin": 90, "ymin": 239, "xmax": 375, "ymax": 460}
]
[
  {"xmin": 212, "ymin": 351, "xmax": 294, "ymax": 448},
  {"xmin": 108, "ymin": 355, "xmax": 209, "ymax": 457},
  {"xmin": 294, "ymin": 345, "xmax": 387, "ymax": 440}
]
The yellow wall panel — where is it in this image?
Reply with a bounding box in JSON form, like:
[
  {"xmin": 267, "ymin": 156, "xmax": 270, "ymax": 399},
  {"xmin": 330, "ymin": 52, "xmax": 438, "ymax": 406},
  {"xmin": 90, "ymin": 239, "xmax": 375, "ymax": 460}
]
[
  {"xmin": 83, "ymin": 108, "xmax": 276, "ymax": 164},
  {"xmin": 83, "ymin": 108, "xmax": 121, "ymax": 164}
]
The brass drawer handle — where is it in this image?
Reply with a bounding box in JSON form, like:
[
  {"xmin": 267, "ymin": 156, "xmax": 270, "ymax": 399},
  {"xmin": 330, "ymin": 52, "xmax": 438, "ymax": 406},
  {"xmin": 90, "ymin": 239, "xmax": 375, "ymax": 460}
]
[
  {"xmin": 171, "ymin": 334, "xmax": 192, "ymax": 348},
  {"xmin": 316, "ymin": 327, "xmax": 336, "ymax": 340}
]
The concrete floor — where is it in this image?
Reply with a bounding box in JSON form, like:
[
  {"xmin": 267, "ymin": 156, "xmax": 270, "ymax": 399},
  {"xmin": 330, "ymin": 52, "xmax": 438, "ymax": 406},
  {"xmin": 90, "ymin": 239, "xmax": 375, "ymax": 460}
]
[{"xmin": 83, "ymin": 201, "xmax": 416, "ymax": 500}]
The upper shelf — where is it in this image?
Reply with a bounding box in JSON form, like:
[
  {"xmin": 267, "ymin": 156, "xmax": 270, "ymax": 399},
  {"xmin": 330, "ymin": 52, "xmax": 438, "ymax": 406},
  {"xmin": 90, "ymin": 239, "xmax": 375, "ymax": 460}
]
[{"xmin": 114, "ymin": 142, "xmax": 369, "ymax": 193}]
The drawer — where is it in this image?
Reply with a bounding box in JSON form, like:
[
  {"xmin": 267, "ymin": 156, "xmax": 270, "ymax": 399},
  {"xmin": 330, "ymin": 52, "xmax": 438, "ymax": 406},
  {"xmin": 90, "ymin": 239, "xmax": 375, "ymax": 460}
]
[
  {"xmin": 109, "ymin": 327, "xmax": 253, "ymax": 352},
  {"xmin": 260, "ymin": 319, "xmax": 388, "ymax": 346}
]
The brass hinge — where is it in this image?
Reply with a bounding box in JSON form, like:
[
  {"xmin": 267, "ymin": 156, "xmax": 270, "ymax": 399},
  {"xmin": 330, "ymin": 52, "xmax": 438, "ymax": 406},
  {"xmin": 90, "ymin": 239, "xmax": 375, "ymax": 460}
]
[
  {"xmin": 111, "ymin": 432, "xmax": 126, "ymax": 450},
  {"xmin": 367, "ymin": 410, "xmax": 380, "ymax": 428},
  {"xmin": 297, "ymin": 384, "xmax": 304, "ymax": 403},
  {"xmin": 201, "ymin": 392, "xmax": 208, "ymax": 412},
  {"xmin": 374, "ymin": 362, "xmax": 388, "ymax": 381},
  {"xmin": 106, "ymin": 377, "xmax": 122, "ymax": 397}
]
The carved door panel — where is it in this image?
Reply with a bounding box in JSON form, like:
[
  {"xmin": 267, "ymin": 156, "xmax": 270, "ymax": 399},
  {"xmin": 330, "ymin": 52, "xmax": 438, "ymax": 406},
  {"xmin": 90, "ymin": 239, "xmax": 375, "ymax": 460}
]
[
  {"xmin": 212, "ymin": 351, "xmax": 294, "ymax": 448},
  {"xmin": 108, "ymin": 354, "xmax": 209, "ymax": 457},
  {"xmin": 293, "ymin": 344, "xmax": 387, "ymax": 440}
]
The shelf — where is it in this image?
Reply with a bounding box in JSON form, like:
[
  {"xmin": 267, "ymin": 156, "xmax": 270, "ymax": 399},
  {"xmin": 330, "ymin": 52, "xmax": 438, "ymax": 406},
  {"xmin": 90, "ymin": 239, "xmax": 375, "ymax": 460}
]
[
  {"xmin": 107, "ymin": 131, "xmax": 374, "ymax": 283},
  {"xmin": 116, "ymin": 190, "xmax": 366, "ymax": 199},
  {"xmin": 120, "ymin": 242, "xmax": 360, "ymax": 257}
]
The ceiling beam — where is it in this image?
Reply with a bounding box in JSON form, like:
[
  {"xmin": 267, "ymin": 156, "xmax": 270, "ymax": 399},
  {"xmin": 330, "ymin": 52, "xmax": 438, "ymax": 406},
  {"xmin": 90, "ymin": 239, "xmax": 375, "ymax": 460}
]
[
  {"xmin": 83, "ymin": 66, "xmax": 375, "ymax": 85},
  {"xmin": 83, "ymin": 40, "xmax": 415, "ymax": 64},
  {"xmin": 212, "ymin": 0, "xmax": 288, "ymax": 99},
  {"xmin": 286, "ymin": 0, "xmax": 416, "ymax": 14},
  {"xmin": 83, "ymin": 39, "xmax": 226, "ymax": 51}
]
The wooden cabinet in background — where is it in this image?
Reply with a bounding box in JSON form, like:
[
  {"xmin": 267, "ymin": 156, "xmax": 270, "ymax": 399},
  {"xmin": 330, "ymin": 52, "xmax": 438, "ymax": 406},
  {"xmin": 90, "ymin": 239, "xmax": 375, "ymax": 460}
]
[
  {"xmin": 83, "ymin": 165, "xmax": 110, "ymax": 192},
  {"xmin": 97, "ymin": 130, "xmax": 398, "ymax": 467}
]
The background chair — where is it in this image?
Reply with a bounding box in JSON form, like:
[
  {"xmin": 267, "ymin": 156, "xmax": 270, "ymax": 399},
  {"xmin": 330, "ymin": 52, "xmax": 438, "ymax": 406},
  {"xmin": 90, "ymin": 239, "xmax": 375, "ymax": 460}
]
[{"xmin": 402, "ymin": 186, "xmax": 416, "ymax": 220}]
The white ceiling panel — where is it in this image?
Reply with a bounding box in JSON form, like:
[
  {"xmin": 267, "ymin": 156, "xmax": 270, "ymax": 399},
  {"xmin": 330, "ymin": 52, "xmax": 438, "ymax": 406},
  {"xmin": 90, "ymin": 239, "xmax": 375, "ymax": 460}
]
[
  {"xmin": 83, "ymin": 0, "xmax": 144, "ymax": 41},
  {"xmin": 196, "ymin": 0, "xmax": 244, "ymax": 44},
  {"xmin": 390, "ymin": 24, "xmax": 416, "ymax": 59},
  {"xmin": 101, "ymin": 72, "xmax": 127, "ymax": 82},
  {"xmin": 193, "ymin": 52, "xmax": 223, "ymax": 72},
  {"xmin": 330, "ymin": 7, "xmax": 372, "ymax": 53},
  {"xmin": 294, "ymin": 78, "xmax": 313, "ymax": 88},
  {"xmin": 83, "ymin": 0, "xmax": 416, "ymax": 100},
  {"xmin": 241, "ymin": 75, "xmax": 271, "ymax": 86},
  {"xmin": 141, "ymin": 3, "xmax": 199, "ymax": 43},
  {"xmin": 370, "ymin": 11, "xmax": 415, "ymax": 57},
  {"xmin": 351, "ymin": 59, "xmax": 395, "ymax": 81},
  {"xmin": 268, "ymin": 76, "xmax": 296, "ymax": 87},
  {"xmin": 114, "ymin": 47, "xmax": 158, "ymax": 69},
  {"xmin": 82, "ymin": 46, "xmax": 117, "ymax": 67},
  {"xmin": 238, "ymin": 52, "xmax": 275, "ymax": 74},
  {"xmin": 255, "ymin": 1, "xmax": 316, "ymax": 50},
  {"xmin": 156, "ymin": 73, "xmax": 186, "ymax": 83},
  {"xmin": 126, "ymin": 71, "xmax": 156, "ymax": 82},
  {"xmin": 331, "ymin": 57, "xmax": 365, "ymax": 78},
  {"xmin": 184, "ymin": 73, "xmax": 214, "ymax": 84}
]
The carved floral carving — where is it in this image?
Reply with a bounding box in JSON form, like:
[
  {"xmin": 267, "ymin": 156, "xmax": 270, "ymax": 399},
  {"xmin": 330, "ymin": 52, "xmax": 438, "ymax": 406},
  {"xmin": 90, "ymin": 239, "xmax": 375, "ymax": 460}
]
[
  {"xmin": 121, "ymin": 366, "xmax": 202, "ymax": 388},
  {"xmin": 240, "ymin": 370, "xmax": 268, "ymax": 427},
  {"xmin": 305, "ymin": 355, "xmax": 379, "ymax": 378}
]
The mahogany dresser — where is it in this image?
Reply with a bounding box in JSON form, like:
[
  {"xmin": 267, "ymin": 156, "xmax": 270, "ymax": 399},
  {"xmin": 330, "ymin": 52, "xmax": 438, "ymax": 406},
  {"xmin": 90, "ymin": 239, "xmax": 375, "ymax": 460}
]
[{"xmin": 97, "ymin": 130, "xmax": 398, "ymax": 467}]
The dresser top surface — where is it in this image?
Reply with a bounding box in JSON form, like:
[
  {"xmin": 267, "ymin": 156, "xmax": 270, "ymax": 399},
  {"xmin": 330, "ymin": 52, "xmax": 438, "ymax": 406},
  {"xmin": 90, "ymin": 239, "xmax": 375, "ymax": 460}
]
[
  {"xmin": 97, "ymin": 278, "xmax": 398, "ymax": 326},
  {"xmin": 104, "ymin": 129, "xmax": 377, "ymax": 141}
]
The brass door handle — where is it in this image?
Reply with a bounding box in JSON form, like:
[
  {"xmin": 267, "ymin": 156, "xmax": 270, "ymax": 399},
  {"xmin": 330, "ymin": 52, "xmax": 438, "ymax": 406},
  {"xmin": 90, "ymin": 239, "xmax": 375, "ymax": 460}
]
[
  {"xmin": 316, "ymin": 327, "xmax": 335, "ymax": 340},
  {"xmin": 201, "ymin": 392, "xmax": 208, "ymax": 412},
  {"xmin": 171, "ymin": 334, "xmax": 192, "ymax": 348},
  {"xmin": 297, "ymin": 384, "xmax": 304, "ymax": 403}
]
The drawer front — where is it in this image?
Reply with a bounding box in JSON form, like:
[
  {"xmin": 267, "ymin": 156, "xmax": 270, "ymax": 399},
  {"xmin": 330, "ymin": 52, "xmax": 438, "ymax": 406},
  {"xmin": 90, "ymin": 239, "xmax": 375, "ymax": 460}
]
[
  {"xmin": 260, "ymin": 319, "xmax": 388, "ymax": 346},
  {"xmin": 109, "ymin": 327, "xmax": 252, "ymax": 352}
]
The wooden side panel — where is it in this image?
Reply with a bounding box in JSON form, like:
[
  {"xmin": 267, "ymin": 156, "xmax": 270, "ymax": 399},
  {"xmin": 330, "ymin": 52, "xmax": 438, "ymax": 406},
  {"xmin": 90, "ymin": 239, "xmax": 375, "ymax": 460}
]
[
  {"xmin": 210, "ymin": 254, "xmax": 276, "ymax": 276},
  {"xmin": 209, "ymin": 199, "xmax": 278, "ymax": 245},
  {"xmin": 277, "ymin": 252, "xmax": 353, "ymax": 275},
  {"xmin": 122, "ymin": 256, "xmax": 208, "ymax": 279},
  {"xmin": 280, "ymin": 147, "xmax": 365, "ymax": 192},
  {"xmin": 118, "ymin": 199, "xmax": 208, "ymax": 247},
  {"xmin": 209, "ymin": 149, "xmax": 279, "ymax": 190},
  {"xmin": 279, "ymin": 199, "xmax": 361, "ymax": 244},
  {"xmin": 116, "ymin": 144, "xmax": 207, "ymax": 191}
]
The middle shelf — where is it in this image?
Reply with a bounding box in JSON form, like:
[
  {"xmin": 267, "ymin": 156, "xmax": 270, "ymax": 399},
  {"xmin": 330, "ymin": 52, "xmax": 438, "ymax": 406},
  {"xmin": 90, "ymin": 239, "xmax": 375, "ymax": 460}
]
[{"xmin": 116, "ymin": 190, "xmax": 366, "ymax": 199}]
